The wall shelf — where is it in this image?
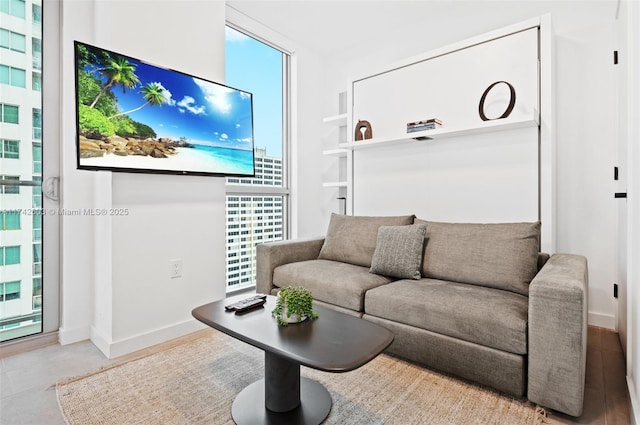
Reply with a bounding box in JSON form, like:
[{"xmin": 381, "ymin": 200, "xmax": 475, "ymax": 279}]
[
  {"xmin": 322, "ymin": 113, "xmax": 348, "ymax": 127},
  {"xmin": 322, "ymin": 148, "xmax": 348, "ymax": 157},
  {"xmin": 322, "ymin": 181, "xmax": 348, "ymax": 188},
  {"xmin": 338, "ymin": 113, "xmax": 539, "ymax": 151},
  {"xmin": 322, "ymin": 92, "xmax": 350, "ymax": 214}
]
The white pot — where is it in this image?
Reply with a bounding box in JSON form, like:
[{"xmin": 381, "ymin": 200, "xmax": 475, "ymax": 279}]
[
  {"xmin": 277, "ymin": 296, "xmax": 307, "ymax": 324},
  {"xmin": 280, "ymin": 309, "xmax": 306, "ymax": 324}
]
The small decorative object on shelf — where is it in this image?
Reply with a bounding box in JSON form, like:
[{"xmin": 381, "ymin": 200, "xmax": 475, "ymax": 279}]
[
  {"xmin": 406, "ymin": 118, "xmax": 443, "ymax": 133},
  {"xmin": 478, "ymin": 81, "xmax": 516, "ymax": 121},
  {"xmin": 355, "ymin": 120, "xmax": 373, "ymax": 141},
  {"xmin": 272, "ymin": 286, "xmax": 319, "ymax": 326}
]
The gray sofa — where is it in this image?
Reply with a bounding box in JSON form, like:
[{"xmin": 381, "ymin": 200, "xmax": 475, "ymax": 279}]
[{"xmin": 256, "ymin": 213, "xmax": 588, "ymax": 417}]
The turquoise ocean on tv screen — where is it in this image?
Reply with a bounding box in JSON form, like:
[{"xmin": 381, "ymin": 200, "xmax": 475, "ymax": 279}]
[{"xmin": 195, "ymin": 144, "xmax": 254, "ymax": 174}]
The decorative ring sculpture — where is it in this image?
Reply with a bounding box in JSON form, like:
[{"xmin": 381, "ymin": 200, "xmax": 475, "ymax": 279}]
[{"xmin": 478, "ymin": 81, "xmax": 516, "ymax": 121}]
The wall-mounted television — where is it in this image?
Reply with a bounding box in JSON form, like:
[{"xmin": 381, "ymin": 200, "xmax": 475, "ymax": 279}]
[{"xmin": 74, "ymin": 41, "xmax": 255, "ymax": 177}]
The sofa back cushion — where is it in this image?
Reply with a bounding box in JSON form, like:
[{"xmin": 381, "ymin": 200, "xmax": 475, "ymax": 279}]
[
  {"xmin": 415, "ymin": 219, "xmax": 541, "ymax": 296},
  {"xmin": 319, "ymin": 213, "xmax": 415, "ymax": 268}
]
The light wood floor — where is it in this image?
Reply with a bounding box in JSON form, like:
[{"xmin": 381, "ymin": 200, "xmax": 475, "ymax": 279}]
[{"xmin": 0, "ymin": 326, "xmax": 631, "ymax": 424}]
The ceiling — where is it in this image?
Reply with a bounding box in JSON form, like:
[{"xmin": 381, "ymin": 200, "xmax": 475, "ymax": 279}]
[
  {"xmin": 226, "ymin": 0, "xmax": 621, "ymax": 57},
  {"xmin": 226, "ymin": 1, "xmax": 445, "ymax": 56}
]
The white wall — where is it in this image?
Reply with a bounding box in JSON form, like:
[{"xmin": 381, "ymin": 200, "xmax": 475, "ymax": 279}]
[
  {"xmin": 59, "ymin": 0, "xmax": 226, "ymax": 357},
  {"xmin": 313, "ymin": 1, "xmax": 621, "ymax": 329},
  {"xmin": 555, "ymin": 21, "xmax": 617, "ymax": 328}
]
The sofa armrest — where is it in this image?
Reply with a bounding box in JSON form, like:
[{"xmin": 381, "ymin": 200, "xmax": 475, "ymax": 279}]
[
  {"xmin": 528, "ymin": 253, "xmax": 588, "ymax": 417},
  {"xmin": 256, "ymin": 237, "xmax": 325, "ymax": 295}
]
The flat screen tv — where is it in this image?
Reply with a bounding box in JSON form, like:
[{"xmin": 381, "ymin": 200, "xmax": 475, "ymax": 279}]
[{"xmin": 74, "ymin": 41, "xmax": 255, "ymax": 177}]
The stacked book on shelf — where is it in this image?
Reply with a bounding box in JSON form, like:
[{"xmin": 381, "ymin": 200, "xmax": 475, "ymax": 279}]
[{"xmin": 406, "ymin": 118, "xmax": 443, "ymax": 133}]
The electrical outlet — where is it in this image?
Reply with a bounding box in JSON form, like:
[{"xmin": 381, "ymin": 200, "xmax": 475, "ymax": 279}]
[{"xmin": 170, "ymin": 259, "xmax": 182, "ymax": 278}]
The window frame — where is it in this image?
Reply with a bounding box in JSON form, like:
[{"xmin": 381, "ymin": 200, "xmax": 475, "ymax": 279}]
[
  {"xmin": 1, "ymin": 139, "xmax": 20, "ymax": 158},
  {"xmin": 223, "ymin": 13, "xmax": 295, "ymax": 294},
  {"xmin": 0, "ymin": 64, "xmax": 27, "ymax": 88},
  {"xmin": 0, "ymin": 175, "xmax": 20, "ymax": 194},
  {"xmin": 1, "ymin": 103, "xmax": 19, "ymax": 124},
  {"xmin": 0, "ymin": 281, "xmax": 21, "ymax": 302},
  {"xmin": 0, "ymin": 28, "xmax": 26, "ymax": 52},
  {"xmin": 0, "ymin": 0, "xmax": 62, "ymax": 345},
  {"xmin": 1, "ymin": 211, "xmax": 21, "ymax": 230},
  {"xmin": 1, "ymin": 245, "xmax": 21, "ymax": 266},
  {"xmin": 2, "ymin": 0, "xmax": 26, "ymax": 18}
]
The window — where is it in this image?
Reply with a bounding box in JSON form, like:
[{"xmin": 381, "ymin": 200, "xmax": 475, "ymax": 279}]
[
  {"xmin": 1, "ymin": 246, "xmax": 20, "ymax": 265},
  {"xmin": 32, "ymin": 108, "xmax": 40, "ymax": 140},
  {"xmin": 0, "ymin": 65, "xmax": 26, "ymax": 88},
  {"xmin": 0, "ymin": 29, "xmax": 26, "ymax": 52},
  {"xmin": 32, "ymin": 143, "xmax": 41, "ymax": 172},
  {"xmin": 1, "ymin": 0, "xmax": 26, "ymax": 18},
  {"xmin": 32, "ymin": 175, "xmax": 41, "ymax": 207},
  {"xmin": 32, "ymin": 277, "xmax": 41, "ymax": 309},
  {"xmin": 1, "ymin": 211, "xmax": 20, "ymax": 230},
  {"xmin": 0, "ymin": 176, "xmax": 19, "ymax": 194},
  {"xmin": 32, "ymin": 71, "xmax": 40, "ymax": 91},
  {"xmin": 1, "ymin": 139, "xmax": 19, "ymax": 158},
  {"xmin": 32, "ymin": 213, "xmax": 40, "ymax": 240},
  {"xmin": 1, "ymin": 0, "xmax": 56, "ymax": 342},
  {"xmin": 0, "ymin": 281, "xmax": 20, "ymax": 301},
  {"xmin": 31, "ymin": 2, "xmax": 40, "ymax": 25},
  {"xmin": 32, "ymin": 243, "xmax": 41, "ymax": 275},
  {"xmin": 1, "ymin": 103, "xmax": 19, "ymax": 123},
  {"xmin": 224, "ymin": 25, "xmax": 289, "ymax": 292},
  {"xmin": 31, "ymin": 38, "xmax": 40, "ymax": 70}
]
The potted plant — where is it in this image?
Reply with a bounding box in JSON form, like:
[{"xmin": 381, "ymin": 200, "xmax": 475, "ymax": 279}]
[{"xmin": 272, "ymin": 287, "xmax": 319, "ymax": 326}]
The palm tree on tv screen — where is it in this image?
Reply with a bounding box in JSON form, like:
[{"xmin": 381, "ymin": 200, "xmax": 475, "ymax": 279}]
[
  {"xmin": 108, "ymin": 82, "xmax": 168, "ymax": 119},
  {"xmin": 89, "ymin": 55, "xmax": 140, "ymax": 109}
]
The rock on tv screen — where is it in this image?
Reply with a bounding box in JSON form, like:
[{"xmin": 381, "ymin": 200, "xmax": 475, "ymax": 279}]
[{"xmin": 74, "ymin": 41, "xmax": 255, "ymax": 177}]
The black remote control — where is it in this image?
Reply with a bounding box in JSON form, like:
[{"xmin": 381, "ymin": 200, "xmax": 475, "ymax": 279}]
[
  {"xmin": 225, "ymin": 294, "xmax": 267, "ymax": 312},
  {"xmin": 233, "ymin": 298, "xmax": 266, "ymax": 314}
]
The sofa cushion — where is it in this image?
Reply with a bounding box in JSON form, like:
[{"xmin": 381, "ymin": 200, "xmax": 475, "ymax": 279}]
[
  {"xmin": 415, "ymin": 219, "xmax": 540, "ymax": 296},
  {"xmin": 364, "ymin": 278, "xmax": 529, "ymax": 354},
  {"xmin": 273, "ymin": 259, "xmax": 393, "ymax": 312},
  {"xmin": 370, "ymin": 224, "xmax": 426, "ymax": 279},
  {"xmin": 318, "ymin": 213, "xmax": 415, "ymax": 268}
]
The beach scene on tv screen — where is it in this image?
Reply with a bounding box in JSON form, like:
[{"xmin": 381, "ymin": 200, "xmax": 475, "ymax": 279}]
[{"xmin": 75, "ymin": 42, "xmax": 254, "ymax": 175}]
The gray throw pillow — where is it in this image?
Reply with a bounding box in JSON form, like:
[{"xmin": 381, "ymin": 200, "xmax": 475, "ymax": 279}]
[{"xmin": 370, "ymin": 224, "xmax": 427, "ymax": 280}]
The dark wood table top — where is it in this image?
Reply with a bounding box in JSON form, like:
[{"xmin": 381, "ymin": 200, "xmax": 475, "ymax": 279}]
[{"xmin": 192, "ymin": 295, "xmax": 394, "ymax": 373}]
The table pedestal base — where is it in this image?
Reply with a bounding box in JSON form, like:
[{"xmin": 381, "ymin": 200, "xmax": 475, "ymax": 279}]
[{"xmin": 231, "ymin": 377, "xmax": 331, "ymax": 425}]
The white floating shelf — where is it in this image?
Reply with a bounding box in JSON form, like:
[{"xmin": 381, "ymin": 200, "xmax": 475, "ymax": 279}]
[
  {"xmin": 322, "ymin": 113, "xmax": 348, "ymax": 127},
  {"xmin": 338, "ymin": 113, "xmax": 539, "ymax": 151},
  {"xmin": 322, "ymin": 148, "xmax": 348, "ymax": 157},
  {"xmin": 322, "ymin": 181, "xmax": 348, "ymax": 188}
]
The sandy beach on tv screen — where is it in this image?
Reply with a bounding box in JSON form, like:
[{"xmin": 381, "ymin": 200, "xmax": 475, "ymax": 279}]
[{"xmin": 80, "ymin": 146, "xmax": 236, "ymax": 174}]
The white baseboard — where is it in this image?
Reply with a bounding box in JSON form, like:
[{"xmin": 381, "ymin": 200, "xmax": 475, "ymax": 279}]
[
  {"xmin": 101, "ymin": 319, "xmax": 208, "ymax": 359},
  {"xmin": 588, "ymin": 312, "xmax": 616, "ymax": 330},
  {"xmin": 89, "ymin": 326, "xmax": 112, "ymax": 358},
  {"xmin": 58, "ymin": 325, "xmax": 91, "ymax": 346},
  {"xmin": 629, "ymin": 377, "xmax": 640, "ymax": 425}
]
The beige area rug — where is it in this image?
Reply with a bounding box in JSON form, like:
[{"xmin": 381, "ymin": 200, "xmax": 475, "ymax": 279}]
[{"xmin": 57, "ymin": 330, "xmax": 547, "ymax": 425}]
